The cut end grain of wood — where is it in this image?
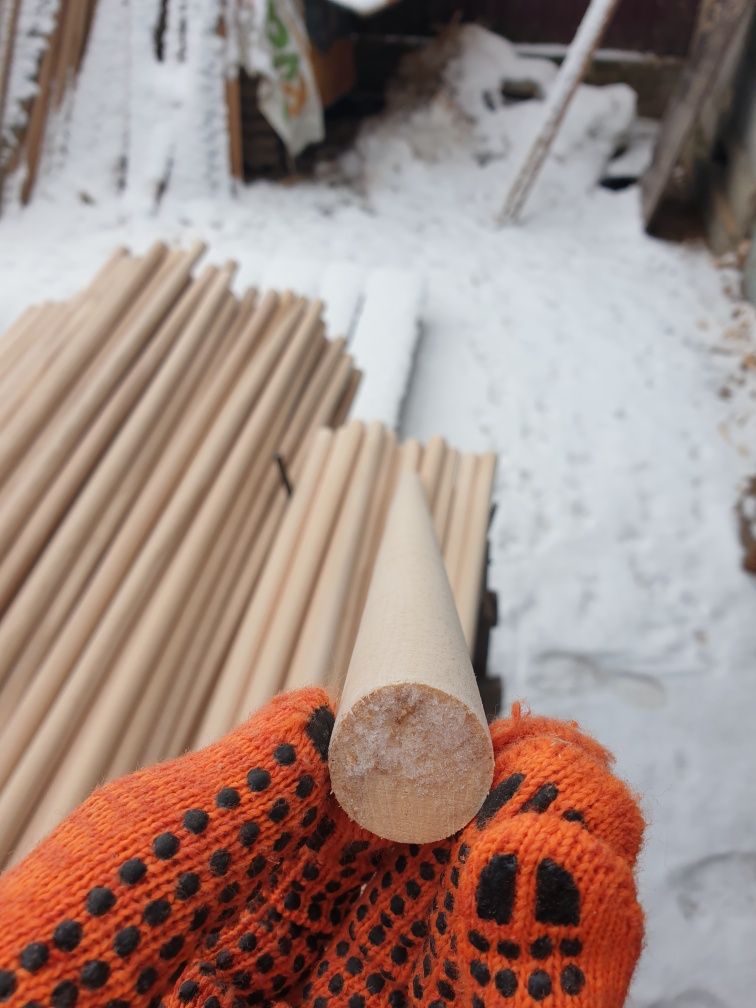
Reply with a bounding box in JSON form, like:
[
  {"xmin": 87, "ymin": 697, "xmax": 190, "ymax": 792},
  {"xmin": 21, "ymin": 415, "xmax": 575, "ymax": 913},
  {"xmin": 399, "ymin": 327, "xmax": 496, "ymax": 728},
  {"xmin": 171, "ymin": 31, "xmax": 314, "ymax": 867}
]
[{"xmin": 329, "ymin": 468, "xmax": 493, "ymax": 843}]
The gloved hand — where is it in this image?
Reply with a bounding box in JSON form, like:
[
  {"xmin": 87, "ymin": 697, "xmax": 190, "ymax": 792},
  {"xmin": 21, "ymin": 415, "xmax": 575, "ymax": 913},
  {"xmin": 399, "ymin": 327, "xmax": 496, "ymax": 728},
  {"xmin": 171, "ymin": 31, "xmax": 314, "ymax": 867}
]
[{"xmin": 0, "ymin": 687, "xmax": 644, "ymax": 1008}]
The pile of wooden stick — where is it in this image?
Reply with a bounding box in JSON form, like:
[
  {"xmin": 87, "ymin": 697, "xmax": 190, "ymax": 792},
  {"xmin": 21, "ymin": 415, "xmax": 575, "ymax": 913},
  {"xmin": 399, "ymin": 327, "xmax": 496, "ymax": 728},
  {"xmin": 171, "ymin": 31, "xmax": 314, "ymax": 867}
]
[
  {"xmin": 193, "ymin": 424, "xmax": 496, "ymax": 747},
  {"xmin": 0, "ymin": 0, "xmax": 98, "ymax": 205},
  {"xmin": 0, "ymin": 242, "xmax": 360, "ymax": 869},
  {"xmin": 0, "ymin": 243, "xmax": 496, "ymax": 868}
]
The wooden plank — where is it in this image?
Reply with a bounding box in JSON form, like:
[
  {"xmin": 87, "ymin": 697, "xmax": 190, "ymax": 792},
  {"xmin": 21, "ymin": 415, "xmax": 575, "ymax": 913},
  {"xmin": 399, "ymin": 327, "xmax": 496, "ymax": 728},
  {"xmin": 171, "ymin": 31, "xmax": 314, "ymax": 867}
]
[
  {"xmin": 499, "ymin": 0, "xmax": 622, "ymax": 224},
  {"xmin": 641, "ymin": 0, "xmax": 754, "ymax": 229}
]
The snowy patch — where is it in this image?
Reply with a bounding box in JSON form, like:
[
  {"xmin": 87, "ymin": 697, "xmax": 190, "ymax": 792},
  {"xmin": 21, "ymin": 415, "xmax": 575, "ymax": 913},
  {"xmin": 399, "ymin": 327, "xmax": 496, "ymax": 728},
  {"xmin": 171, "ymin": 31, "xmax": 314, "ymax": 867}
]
[{"xmin": 0, "ymin": 22, "xmax": 755, "ymax": 1007}]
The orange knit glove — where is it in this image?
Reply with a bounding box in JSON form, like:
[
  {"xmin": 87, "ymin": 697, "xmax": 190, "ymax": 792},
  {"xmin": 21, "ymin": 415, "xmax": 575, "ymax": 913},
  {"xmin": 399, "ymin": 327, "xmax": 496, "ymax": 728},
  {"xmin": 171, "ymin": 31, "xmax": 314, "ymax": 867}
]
[{"xmin": 0, "ymin": 688, "xmax": 644, "ymax": 1008}]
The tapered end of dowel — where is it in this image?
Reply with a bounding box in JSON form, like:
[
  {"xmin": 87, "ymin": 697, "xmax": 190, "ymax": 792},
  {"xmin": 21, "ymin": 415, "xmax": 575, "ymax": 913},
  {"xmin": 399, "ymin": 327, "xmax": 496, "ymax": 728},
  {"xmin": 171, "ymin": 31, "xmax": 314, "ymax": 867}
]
[{"xmin": 329, "ymin": 469, "xmax": 493, "ymax": 843}]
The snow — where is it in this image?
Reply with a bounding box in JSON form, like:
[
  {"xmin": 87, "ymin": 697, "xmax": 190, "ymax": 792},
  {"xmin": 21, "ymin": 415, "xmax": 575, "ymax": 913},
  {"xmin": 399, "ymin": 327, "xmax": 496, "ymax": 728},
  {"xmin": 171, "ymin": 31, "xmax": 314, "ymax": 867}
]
[
  {"xmin": 1, "ymin": 21, "xmax": 756, "ymax": 1008},
  {"xmin": 349, "ymin": 268, "xmax": 423, "ymax": 427}
]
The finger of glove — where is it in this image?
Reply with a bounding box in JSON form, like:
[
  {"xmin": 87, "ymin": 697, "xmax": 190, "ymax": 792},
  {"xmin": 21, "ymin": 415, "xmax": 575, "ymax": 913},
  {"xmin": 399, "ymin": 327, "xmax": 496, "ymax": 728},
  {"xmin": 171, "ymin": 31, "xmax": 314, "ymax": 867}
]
[
  {"xmin": 0, "ymin": 688, "xmax": 335, "ymax": 1008},
  {"xmin": 165, "ymin": 793, "xmax": 395, "ymax": 1008},
  {"xmin": 483, "ymin": 710, "xmax": 644, "ymax": 865},
  {"xmin": 294, "ymin": 839, "xmax": 454, "ymax": 1008},
  {"xmin": 412, "ymin": 814, "xmax": 643, "ymax": 1008}
]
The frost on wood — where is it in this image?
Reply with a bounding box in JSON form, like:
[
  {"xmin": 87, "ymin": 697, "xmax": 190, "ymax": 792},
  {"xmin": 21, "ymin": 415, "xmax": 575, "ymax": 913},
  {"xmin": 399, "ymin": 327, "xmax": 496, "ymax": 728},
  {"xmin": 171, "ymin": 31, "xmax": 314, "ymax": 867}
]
[{"xmin": 336, "ymin": 683, "xmax": 476, "ymax": 782}]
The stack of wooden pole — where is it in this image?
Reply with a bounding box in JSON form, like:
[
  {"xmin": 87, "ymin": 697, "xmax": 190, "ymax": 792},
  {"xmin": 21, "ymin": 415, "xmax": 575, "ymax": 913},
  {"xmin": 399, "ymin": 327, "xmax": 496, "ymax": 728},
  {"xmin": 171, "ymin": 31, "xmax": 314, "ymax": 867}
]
[
  {"xmin": 0, "ymin": 242, "xmax": 361, "ymax": 869},
  {"xmin": 191, "ymin": 423, "xmax": 496, "ymax": 744},
  {"xmin": 0, "ymin": 0, "xmax": 244, "ymax": 207},
  {"xmin": 0, "ymin": 0, "xmax": 99, "ymax": 205}
]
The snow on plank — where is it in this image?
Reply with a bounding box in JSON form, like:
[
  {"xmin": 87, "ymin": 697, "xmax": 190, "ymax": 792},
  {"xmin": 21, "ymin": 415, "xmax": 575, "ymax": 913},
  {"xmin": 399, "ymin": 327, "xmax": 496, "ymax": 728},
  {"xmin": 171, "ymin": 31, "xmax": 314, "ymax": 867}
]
[
  {"xmin": 349, "ymin": 268, "xmax": 423, "ymax": 430},
  {"xmin": 318, "ymin": 261, "xmax": 365, "ymax": 340}
]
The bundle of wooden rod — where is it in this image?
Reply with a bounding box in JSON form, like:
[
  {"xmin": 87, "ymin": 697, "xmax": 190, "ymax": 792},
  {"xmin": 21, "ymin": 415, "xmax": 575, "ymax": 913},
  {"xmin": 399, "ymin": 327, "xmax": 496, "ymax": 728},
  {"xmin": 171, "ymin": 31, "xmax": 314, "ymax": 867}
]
[
  {"xmin": 0, "ymin": 0, "xmax": 98, "ymax": 204},
  {"xmin": 0, "ymin": 242, "xmax": 360, "ymax": 870},
  {"xmin": 191, "ymin": 422, "xmax": 496, "ymax": 744}
]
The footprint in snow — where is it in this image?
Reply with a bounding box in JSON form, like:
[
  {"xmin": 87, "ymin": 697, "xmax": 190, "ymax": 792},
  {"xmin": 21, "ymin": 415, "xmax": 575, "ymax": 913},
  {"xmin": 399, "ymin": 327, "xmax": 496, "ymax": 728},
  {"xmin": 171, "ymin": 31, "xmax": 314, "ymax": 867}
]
[
  {"xmin": 528, "ymin": 649, "xmax": 667, "ymax": 709},
  {"xmin": 669, "ymin": 851, "xmax": 756, "ymax": 920}
]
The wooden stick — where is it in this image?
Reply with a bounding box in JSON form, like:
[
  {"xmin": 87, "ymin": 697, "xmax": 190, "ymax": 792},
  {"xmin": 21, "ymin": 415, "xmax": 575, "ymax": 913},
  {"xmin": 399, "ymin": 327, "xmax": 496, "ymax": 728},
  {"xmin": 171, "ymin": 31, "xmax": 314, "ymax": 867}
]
[
  {"xmin": 192, "ymin": 427, "xmax": 336, "ymax": 747},
  {"xmin": 0, "ymin": 289, "xmax": 284, "ymax": 797},
  {"xmin": 0, "ymin": 262, "xmax": 223, "ymax": 621},
  {"xmin": 330, "ymin": 368, "xmax": 362, "ymax": 428},
  {"xmin": 433, "ymin": 447, "xmax": 460, "ymax": 549},
  {"xmin": 0, "ymin": 304, "xmax": 58, "ymax": 380},
  {"xmin": 0, "ymin": 308, "xmax": 69, "ymax": 424},
  {"xmin": 0, "ymin": 274, "xmax": 235, "ymax": 716},
  {"xmin": 285, "ymin": 421, "xmax": 386, "ymax": 691},
  {"xmin": 456, "ymin": 453, "xmax": 497, "ymax": 651},
  {"xmin": 104, "ymin": 291, "xmax": 262, "ymax": 773},
  {"xmin": 400, "ymin": 437, "xmax": 422, "ymax": 472},
  {"xmin": 0, "ymin": 248, "xmax": 128, "ymax": 417},
  {"xmin": 0, "ymin": 265, "xmax": 233, "ymax": 686},
  {"xmin": 329, "ymin": 467, "xmax": 493, "ymax": 843},
  {"xmin": 185, "ymin": 335, "xmax": 356, "ymax": 745},
  {"xmin": 0, "ymin": 241, "xmax": 168, "ymax": 488},
  {"xmin": 1, "ymin": 292, "xmax": 255, "ymax": 725},
  {"xmin": 498, "ymin": 0, "xmax": 622, "ymax": 224},
  {"xmin": 105, "ymin": 309, "xmax": 323, "ymax": 779},
  {"xmin": 327, "ymin": 431, "xmax": 399, "ymax": 694},
  {"xmin": 0, "ymin": 245, "xmax": 206, "ymax": 552},
  {"xmin": 176, "ymin": 349, "xmax": 356, "ymax": 751},
  {"xmin": 0, "ymin": 302, "xmax": 324, "ymax": 861},
  {"xmin": 419, "ymin": 435, "xmax": 447, "ymax": 511},
  {"xmin": 444, "ymin": 452, "xmax": 478, "ymax": 602},
  {"xmin": 291, "ymin": 356, "xmax": 356, "ymax": 467},
  {"xmin": 236, "ymin": 421, "xmax": 364, "ymax": 720}
]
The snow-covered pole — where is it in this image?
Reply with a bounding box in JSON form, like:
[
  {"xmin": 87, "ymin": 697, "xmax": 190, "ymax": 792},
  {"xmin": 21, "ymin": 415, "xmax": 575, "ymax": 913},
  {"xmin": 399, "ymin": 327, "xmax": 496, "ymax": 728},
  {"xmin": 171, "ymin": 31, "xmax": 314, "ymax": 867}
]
[{"xmin": 498, "ymin": 0, "xmax": 622, "ymax": 225}]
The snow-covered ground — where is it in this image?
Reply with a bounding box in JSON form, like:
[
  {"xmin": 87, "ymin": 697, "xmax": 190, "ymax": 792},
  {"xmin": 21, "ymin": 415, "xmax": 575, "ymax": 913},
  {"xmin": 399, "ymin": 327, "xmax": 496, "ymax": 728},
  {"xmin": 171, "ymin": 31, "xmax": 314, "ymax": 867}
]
[{"xmin": 1, "ymin": 23, "xmax": 755, "ymax": 1008}]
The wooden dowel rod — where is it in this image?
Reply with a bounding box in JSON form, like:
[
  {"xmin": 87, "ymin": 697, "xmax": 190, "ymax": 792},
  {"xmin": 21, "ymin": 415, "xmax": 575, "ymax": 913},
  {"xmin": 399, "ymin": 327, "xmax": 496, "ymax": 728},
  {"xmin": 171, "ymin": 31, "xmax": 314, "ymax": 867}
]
[
  {"xmin": 419, "ymin": 435, "xmax": 447, "ymax": 512},
  {"xmin": 192, "ymin": 427, "xmax": 335, "ymax": 747},
  {"xmin": 0, "ymin": 241, "xmax": 169, "ymax": 487},
  {"xmin": 0, "ymin": 245, "xmax": 205, "ymax": 557},
  {"xmin": 0, "ymin": 247, "xmax": 129, "ymax": 420},
  {"xmin": 329, "ymin": 468, "xmax": 493, "ymax": 843},
  {"xmin": 105, "ymin": 291, "xmax": 260, "ymax": 772},
  {"xmin": 0, "ymin": 265, "xmax": 226, "ymax": 623},
  {"xmin": 434, "ymin": 447, "xmax": 460, "ymax": 550},
  {"xmin": 0, "ymin": 305, "xmax": 51, "ymax": 375},
  {"xmin": 175, "ymin": 341, "xmax": 351, "ymax": 754},
  {"xmin": 443, "ymin": 452, "xmax": 478, "ymax": 611},
  {"xmin": 400, "ymin": 437, "xmax": 423, "ymax": 472},
  {"xmin": 0, "ymin": 307, "xmax": 69, "ymax": 422},
  {"xmin": 327, "ymin": 432, "xmax": 399, "ymax": 694},
  {"xmin": 236, "ymin": 420, "xmax": 364, "ymax": 720},
  {"xmin": 105, "ymin": 308, "xmax": 322, "ymax": 780},
  {"xmin": 330, "ymin": 368, "xmax": 361, "ymax": 428},
  {"xmin": 0, "ymin": 273, "xmax": 234, "ymax": 715},
  {"xmin": 456, "ymin": 453, "xmax": 497, "ymax": 651},
  {"xmin": 5, "ymin": 303, "xmax": 325, "ymax": 843},
  {"xmin": 285, "ymin": 420, "xmax": 386, "ymax": 692},
  {"xmin": 142, "ymin": 324, "xmax": 329, "ymax": 759},
  {"xmin": 142, "ymin": 475, "xmax": 281, "ymax": 767},
  {"xmin": 0, "ymin": 290, "xmax": 285, "ymax": 801},
  {"xmin": 289, "ymin": 356, "xmax": 356, "ymax": 475},
  {"xmin": 0, "ymin": 265, "xmax": 233, "ymax": 684}
]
